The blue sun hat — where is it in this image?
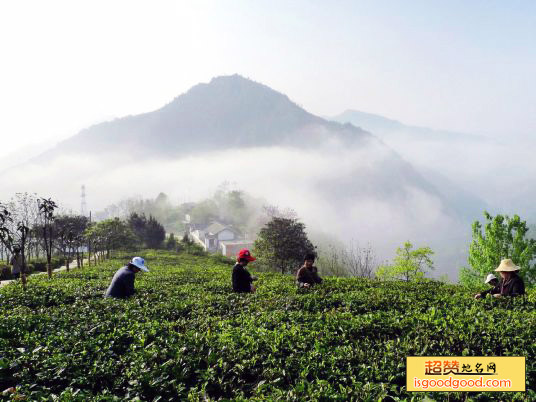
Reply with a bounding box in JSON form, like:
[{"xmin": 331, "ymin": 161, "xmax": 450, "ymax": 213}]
[{"xmin": 130, "ymin": 257, "xmax": 149, "ymax": 272}]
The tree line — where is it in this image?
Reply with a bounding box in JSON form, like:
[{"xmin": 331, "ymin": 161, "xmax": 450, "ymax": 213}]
[
  {"xmin": 0, "ymin": 193, "xmax": 166, "ymax": 289},
  {"xmin": 2, "ymin": 191, "xmax": 534, "ymax": 288},
  {"xmin": 251, "ymin": 209, "xmax": 536, "ymax": 287}
]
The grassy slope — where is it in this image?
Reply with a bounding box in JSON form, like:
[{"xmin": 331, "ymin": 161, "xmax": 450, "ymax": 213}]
[{"xmin": 0, "ymin": 250, "xmax": 534, "ymax": 401}]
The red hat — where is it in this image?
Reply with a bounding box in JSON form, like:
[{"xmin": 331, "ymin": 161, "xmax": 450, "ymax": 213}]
[{"xmin": 237, "ymin": 249, "xmax": 256, "ymax": 262}]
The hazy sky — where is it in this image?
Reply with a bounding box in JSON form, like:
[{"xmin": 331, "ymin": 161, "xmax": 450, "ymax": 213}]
[{"xmin": 1, "ymin": 0, "xmax": 535, "ymax": 158}]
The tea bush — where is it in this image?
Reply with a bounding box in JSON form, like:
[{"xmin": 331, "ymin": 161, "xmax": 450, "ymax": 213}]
[
  {"xmin": 0, "ymin": 265, "xmax": 10, "ymax": 281},
  {"xmin": 0, "ymin": 250, "xmax": 534, "ymax": 401}
]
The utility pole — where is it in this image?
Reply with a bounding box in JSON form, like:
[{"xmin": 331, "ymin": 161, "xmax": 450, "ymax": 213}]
[
  {"xmin": 88, "ymin": 210, "xmax": 92, "ymax": 267},
  {"xmin": 81, "ymin": 185, "xmax": 87, "ymax": 216}
]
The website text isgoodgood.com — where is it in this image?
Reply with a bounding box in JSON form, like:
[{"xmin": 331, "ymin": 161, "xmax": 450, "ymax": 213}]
[{"xmin": 413, "ymin": 377, "xmax": 512, "ymax": 390}]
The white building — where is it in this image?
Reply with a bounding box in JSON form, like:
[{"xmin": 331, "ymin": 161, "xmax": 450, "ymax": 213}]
[{"xmin": 190, "ymin": 222, "xmax": 240, "ymax": 253}]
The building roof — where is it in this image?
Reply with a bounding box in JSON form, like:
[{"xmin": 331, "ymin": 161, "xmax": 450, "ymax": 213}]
[{"xmin": 205, "ymin": 222, "xmax": 238, "ymax": 236}]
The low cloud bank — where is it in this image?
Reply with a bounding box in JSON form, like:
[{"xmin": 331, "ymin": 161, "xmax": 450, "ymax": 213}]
[{"xmin": 0, "ymin": 141, "xmax": 470, "ymax": 279}]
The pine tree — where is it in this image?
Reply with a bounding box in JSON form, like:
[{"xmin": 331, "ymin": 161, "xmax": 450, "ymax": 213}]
[{"xmin": 145, "ymin": 216, "xmax": 166, "ymax": 249}]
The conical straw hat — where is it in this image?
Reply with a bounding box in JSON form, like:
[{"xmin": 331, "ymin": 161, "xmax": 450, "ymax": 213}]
[{"xmin": 495, "ymin": 259, "xmax": 520, "ymax": 272}]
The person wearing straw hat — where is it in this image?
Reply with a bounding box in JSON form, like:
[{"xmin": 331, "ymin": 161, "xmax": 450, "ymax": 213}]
[
  {"xmin": 492, "ymin": 259, "xmax": 525, "ymax": 298},
  {"xmin": 474, "ymin": 274, "xmax": 500, "ymax": 299},
  {"xmin": 105, "ymin": 257, "xmax": 149, "ymax": 299}
]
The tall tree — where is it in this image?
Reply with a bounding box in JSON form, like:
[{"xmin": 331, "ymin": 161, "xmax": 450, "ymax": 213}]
[
  {"xmin": 127, "ymin": 213, "xmax": 165, "ymax": 248},
  {"xmin": 166, "ymin": 233, "xmax": 178, "ymax": 250},
  {"xmin": 145, "ymin": 216, "xmax": 165, "ymax": 249},
  {"xmin": 189, "ymin": 200, "xmax": 218, "ymax": 226},
  {"xmin": 0, "ymin": 202, "xmax": 31, "ymax": 289},
  {"xmin": 37, "ymin": 198, "xmax": 58, "ymax": 279},
  {"xmin": 254, "ymin": 216, "xmax": 315, "ymax": 274},
  {"xmin": 460, "ymin": 211, "xmax": 536, "ymax": 286},
  {"xmin": 53, "ymin": 215, "xmax": 73, "ymax": 270},
  {"xmin": 128, "ymin": 212, "xmax": 147, "ymax": 245},
  {"xmin": 100, "ymin": 218, "xmax": 137, "ymax": 257},
  {"xmin": 53, "ymin": 215, "xmax": 89, "ymax": 271},
  {"xmin": 71, "ymin": 215, "xmax": 89, "ymax": 268},
  {"xmin": 9, "ymin": 193, "xmax": 40, "ymax": 260}
]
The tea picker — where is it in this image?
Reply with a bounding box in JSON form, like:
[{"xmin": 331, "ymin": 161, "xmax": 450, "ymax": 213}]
[
  {"xmin": 105, "ymin": 256, "xmax": 149, "ymax": 299},
  {"xmin": 474, "ymin": 273, "xmax": 499, "ymax": 299},
  {"xmin": 232, "ymin": 249, "xmax": 257, "ymax": 293},
  {"xmin": 296, "ymin": 252, "xmax": 322, "ymax": 289}
]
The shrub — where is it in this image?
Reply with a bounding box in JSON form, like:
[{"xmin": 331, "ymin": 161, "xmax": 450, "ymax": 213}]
[
  {"xmin": 461, "ymin": 211, "xmax": 536, "ymax": 286},
  {"xmin": 0, "ymin": 250, "xmax": 533, "ymax": 400},
  {"xmin": 210, "ymin": 253, "xmax": 235, "ymax": 266},
  {"xmin": 0, "ymin": 264, "xmax": 10, "ymax": 280}
]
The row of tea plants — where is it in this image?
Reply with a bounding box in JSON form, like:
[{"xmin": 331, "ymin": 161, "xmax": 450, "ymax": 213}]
[{"xmin": 0, "ymin": 250, "xmax": 534, "ymax": 400}]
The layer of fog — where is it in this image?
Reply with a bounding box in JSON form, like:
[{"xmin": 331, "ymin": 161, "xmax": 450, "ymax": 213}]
[
  {"xmin": 364, "ymin": 129, "xmax": 536, "ymax": 220},
  {"xmin": 0, "ymin": 141, "xmax": 57, "ymax": 172},
  {"xmin": 0, "ymin": 136, "xmax": 474, "ymax": 279}
]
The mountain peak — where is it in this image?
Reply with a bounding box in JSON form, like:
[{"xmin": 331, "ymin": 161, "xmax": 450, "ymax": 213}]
[
  {"xmin": 39, "ymin": 75, "xmax": 369, "ymax": 159},
  {"xmin": 208, "ymin": 73, "xmax": 255, "ymax": 84},
  {"xmin": 207, "ymin": 74, "xmax": 275, "ymax": 90},
  {"xmin": 164, "ymin": 74, "xmax": 294, "ymax": 111}
]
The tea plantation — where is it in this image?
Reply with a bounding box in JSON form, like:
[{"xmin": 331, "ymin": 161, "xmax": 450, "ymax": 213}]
[{"xmin": 0, "ymin": 250, "xmax": 534, "ymax": 401}]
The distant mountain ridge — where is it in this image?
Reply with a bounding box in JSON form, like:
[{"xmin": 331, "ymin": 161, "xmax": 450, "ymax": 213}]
[
  {"xmin": 39, "ymin": 76, "xmax": 371, "ymax": 161},
  {"xmin": 25, "ymin": 74, "xmax": 459, "ymax": 215},
  {"xmin": 1, "ymin": 74, "xmax": 483, "ymax": 277},
  {"xmin": 0, "ymin": 141, "xmax": 55, "ymax": 171},
  {"xmin": 331, "ymin": 109, "xmax": 489, "ymax": 222},
  {"xmin": 27, "ymin": 74, "xmax": 455, "ymax": 211},
  {"xmin": 332, "ymin": 109, "xmax": 488, "ymax": 142}
]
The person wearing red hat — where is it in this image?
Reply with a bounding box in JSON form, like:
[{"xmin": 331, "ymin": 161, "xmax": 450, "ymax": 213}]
[{"xmin": 232, "ymin": 249, "xmax": 257, "ymax": 293}]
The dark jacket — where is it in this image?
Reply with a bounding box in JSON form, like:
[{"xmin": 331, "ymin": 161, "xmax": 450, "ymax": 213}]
[
  {"xmin": 480, "ymin": 284, "xmax": 501, "ymax": 298},
  {"xmin": 232, "ymin": 263, "xmax": 253, "ymax": 293},
  {"xmin": 10, "ymin": 254, "xmax": 23, "ymax": 274},
  {"xmin": 105, "ymin": 266, "xmax": 136, "ymax": 298},
  {"xmin": 500, "ymin": 274, "xmax": 525, "ymax": 297},
  {"xmin": 296, "ymin": 265, "xmax": 323, "ymax": 287}
]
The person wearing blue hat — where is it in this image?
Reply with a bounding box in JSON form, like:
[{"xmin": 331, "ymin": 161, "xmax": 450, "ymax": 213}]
[{"xmin": 105, "ymin": 256, "xmax": 149, "ymax": 298}]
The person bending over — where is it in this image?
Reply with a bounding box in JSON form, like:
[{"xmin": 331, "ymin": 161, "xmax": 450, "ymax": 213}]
[
  {"xmin": 105, "ymin": 257, "xmax": 149, "ymax": 299},
  {"xmin": 474, "ymin": 273, "xmax": 500, "ymax": 299}
]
